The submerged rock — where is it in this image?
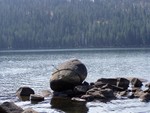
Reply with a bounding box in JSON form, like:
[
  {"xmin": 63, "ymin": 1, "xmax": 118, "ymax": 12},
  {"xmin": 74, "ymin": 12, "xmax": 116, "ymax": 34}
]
[
  {"xmin": 0, "ymin": 102, "xmax": 23, "ymax": 113},
  {"xmin": 50, "ymin": 59, "xmax": 87, "ymax": 92}
]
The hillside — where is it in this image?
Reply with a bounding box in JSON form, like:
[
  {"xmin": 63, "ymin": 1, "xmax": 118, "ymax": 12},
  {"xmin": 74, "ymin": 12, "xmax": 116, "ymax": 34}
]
[{"xmin": 0, "ymin": 0, "xmax": 150, "ymax": 49}]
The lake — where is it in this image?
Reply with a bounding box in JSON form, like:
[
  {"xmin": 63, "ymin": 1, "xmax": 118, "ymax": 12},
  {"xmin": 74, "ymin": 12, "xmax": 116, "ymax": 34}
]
[{"xmin": 0, "ymin": 48, "xmax": 150, "ymax": 113}]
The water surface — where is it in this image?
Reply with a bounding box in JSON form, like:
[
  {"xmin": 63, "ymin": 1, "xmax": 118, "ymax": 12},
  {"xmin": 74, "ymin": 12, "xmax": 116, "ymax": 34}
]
[{"xmin": 0, "ymin": 48, "xmax": 150, "ymax": 113}]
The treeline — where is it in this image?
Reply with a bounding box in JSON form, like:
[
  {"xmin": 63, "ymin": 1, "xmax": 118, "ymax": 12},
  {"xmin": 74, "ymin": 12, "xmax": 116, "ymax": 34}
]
[{"xmin": 0, "ymin": 0, "xmax": 150, "ymax": 49}]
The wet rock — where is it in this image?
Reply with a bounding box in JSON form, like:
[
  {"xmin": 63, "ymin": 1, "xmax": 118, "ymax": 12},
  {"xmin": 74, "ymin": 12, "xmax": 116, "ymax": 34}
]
[
  {"xmin": 81, "ymin": 95, "xmax": 94, "ymax": 101},
  {"xmin": 0, "ymin": 102, "xmax": 23, "ymax": 113},
  {"xmin": 50, "ymin": 59, "xmax": 87, "ymax": 92},
  {"xmin": 16, "ymin": 87, "xmax": 35, "ymax": 99},
  {"xmin": 96, "ymin": 78, "xmax": 117, "ymax": 86},
  {"xmin": 30, "ymin": 94, "xmax": 44, "ymax": 102},
  {"xmin": 117, "ymin": 78, "xmax": 130, "ymax": 90},
  {"xmin": 22, "ymin": 108, "xmax": 38, "ymax": 113},
  {"xmin": 131, "ymin": 78, "xmax": 143, "ymax": 88},
  {"xmin": 140, "ymin": 92, "xmax": 150, "ymax": 102}
]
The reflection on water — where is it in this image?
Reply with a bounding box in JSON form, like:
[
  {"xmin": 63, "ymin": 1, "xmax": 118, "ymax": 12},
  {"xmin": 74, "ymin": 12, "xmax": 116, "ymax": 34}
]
[{"xmin": 50, "ymin": 97, "xmax": 88, "ymax": 113}]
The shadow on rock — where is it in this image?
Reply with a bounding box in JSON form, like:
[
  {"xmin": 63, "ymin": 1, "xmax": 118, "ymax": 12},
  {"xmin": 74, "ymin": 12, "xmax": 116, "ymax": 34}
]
[{"xmin": 50, "ymin": 97, "xmax": 88, "ymax": 113}]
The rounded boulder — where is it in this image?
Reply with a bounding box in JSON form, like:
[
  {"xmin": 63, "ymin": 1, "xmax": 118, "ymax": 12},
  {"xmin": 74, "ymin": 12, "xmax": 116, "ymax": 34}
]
[{"xmin": 50, "ymin": 59, "xmax": 87, "ymax": 92}]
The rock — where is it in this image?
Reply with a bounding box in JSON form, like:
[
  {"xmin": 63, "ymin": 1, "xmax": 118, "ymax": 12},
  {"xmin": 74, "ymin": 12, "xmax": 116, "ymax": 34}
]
[
  {"xmin": 140, "ymin": 92, "xmax": 150, "ymax": 102},
  {"xmin": 144, "ymin": 89, "xmax": 150, "ymax": 93},
  {"xmin": 53, "ymin": 90, "xmax": 75, "ymax": 97},
  {"xmin": 22, "ymin": 108, "xmax": 38, "ymax": 113},
  {"xmin": 17, "ymin": 96, "xmax": 31, "ymax": 101},
  {"xmin": 40, "ymin": 90, "xmax": 52, "ymax": 97},
  {"xmin": 117, "ymin": 90, "xmax": 129, "ymax": 97},
  {"xmin": 86, "ymin": 87, "xmax": 100, "ymax": 94},
  {"xmin": 127, "ymin": 77, "xmax": 148, "ymax": 83},
  {"xmin": 128, "ymin": 93, "xmax": 135, "ymax": 99},
  {"xmin": 117, "ymin": 78, "xmax": 130, "ymax": 90},
  {"xmin": 0, "ymin": 102, "xmax": 23, "ymax": 113},
  {"xmin": 74, "ymin": 85, "xmax": 89, "ymax": 94},
  {"xmin": 101, "ymin": 84, "xmax": 124, "ymax": 91},
  {"xmin": 81, "ymin": 95, "xmax": 94, "ymax": 101},
  {"xmin": 96, "ymin": 78, "xmax": 117, "ymax": 86},
  {"xmin": 30, "ymin": 94, "xmax": 44, "ymax": 102},
  {"xmin": 82, "ymin": 81, "xmax": 89, "ymax": 86},
  {"xmin": 132, "ymin": 88, "xmax": 143, "ymax": 98},
  {"xmin": 100, "ymin": 88, "xmax": 115, "ymax": 99},
  {"xmin": 90, "ymin": 82, "xmax": 95, "ymax": 86},
  {"xmin": 51, "ymin": 97, "xmax": 88, "ymax": 113},
  {"xmin": 131, "ymin": 78, "xmax": 143, "ymax": 88},
  {"xmin": 50, "ymin": 59, "xmax": 87, "ymax": 92},
  {"xmin": 71, "ymin": 97, "xmax": 86, "ymax": 102},
  {"xmin": 145, "ymin": 83, "xmax": 150, "ymax": 88},
  {"xmin": 16, "ymin": 87, "xmax": 35, "ymax": 100},
  {"xmin": 88, "ymin": 90, "xmax": 103, "ymax": 99},
  {"xmin": 86, "ymin": 87, "xmax": 115, "ymax": 100},
  {"xmin": 94, "ymin": 82, "xmax": 106, "ymax": 88}
]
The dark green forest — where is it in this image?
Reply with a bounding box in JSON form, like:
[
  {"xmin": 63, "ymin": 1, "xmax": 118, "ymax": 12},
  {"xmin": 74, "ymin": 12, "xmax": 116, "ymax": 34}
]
[{"xmin": 0, "ymin": 0, "xmax": 150, "ymax": 49}]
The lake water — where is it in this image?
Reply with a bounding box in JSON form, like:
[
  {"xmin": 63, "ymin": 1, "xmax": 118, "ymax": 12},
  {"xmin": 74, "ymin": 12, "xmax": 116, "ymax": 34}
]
[{"xmin": 0, "ymin": 48, "xmax": 150, "ymax": 113}]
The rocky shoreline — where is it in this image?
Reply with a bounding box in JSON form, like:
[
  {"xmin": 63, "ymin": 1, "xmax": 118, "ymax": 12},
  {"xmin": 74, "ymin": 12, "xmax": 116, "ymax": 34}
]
[{"xmin": 1, "ymin": 59, "xmax": 150, "ymax": 113}]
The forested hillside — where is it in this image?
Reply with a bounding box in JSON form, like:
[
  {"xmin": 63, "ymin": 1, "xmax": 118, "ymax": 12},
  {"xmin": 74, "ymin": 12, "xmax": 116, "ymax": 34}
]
[{"xmin": 0, "ymin": 0, "xmax": 150, "ymax": 49}]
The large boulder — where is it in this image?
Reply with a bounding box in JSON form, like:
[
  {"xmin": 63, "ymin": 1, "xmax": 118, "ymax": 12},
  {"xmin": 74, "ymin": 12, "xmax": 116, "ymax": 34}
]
[
  {"xmin": 0, "ymin": 102, "xmax": 23, "ymax": 113},
  {"xmin": 50, "ymin": 59, "xmax": 87, "ymax": 92}
]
